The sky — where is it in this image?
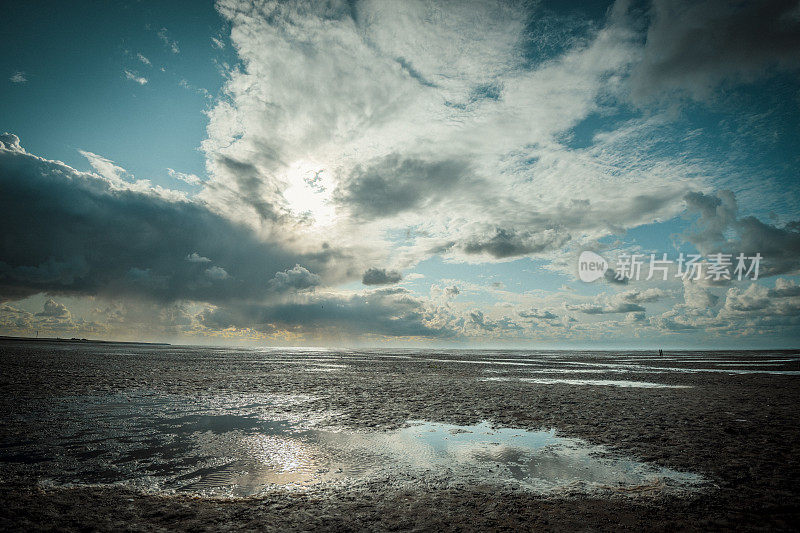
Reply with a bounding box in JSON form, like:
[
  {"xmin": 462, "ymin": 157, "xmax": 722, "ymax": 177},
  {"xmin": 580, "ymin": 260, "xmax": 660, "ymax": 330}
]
[{"xmin": 1, "ymin": 0, "xmax": 800, "ymax": 348}]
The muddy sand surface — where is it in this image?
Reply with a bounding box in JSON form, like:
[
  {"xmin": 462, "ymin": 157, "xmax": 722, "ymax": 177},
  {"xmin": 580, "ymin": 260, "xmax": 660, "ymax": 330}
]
[{"xmin": 1, "ymin": 340, "xmax": 799, "ymax": 531}]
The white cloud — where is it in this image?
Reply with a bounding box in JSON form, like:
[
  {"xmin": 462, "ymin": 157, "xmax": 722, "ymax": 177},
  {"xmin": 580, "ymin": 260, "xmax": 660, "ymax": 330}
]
[
  {"xmin": 136, "ymin": 53, "xmax": 151, "ymax": 66},
  {"xmin": 199, "ymin": 0, "xmax": 706, "ymax": 278},
  {"xmin": 9, "ymin": 71, "xmax": 27, "ymax": 84},
  {"xmin": 35, "ymin": 298, "xmax": 71, "ymax": 319},
  {"xmin": 186, "ymin": 252, "xmax": 211, "ymax": 263},
  {"xmin": 124, "ymin": 69, "xmax": 148, "ymax": 85},
  {"xmin": 167, "ymin": 168, "xmax": 202, "ymax": 185},
  {"xmin": 205, "ymin": 266, "xmax": 230, "ymax": 280},
  {"xmin": 79, "ymin": 149, "xmax": 130, "ymax": 185},
  {"xmin": 158, "ymin": 28, "xmax": 180, "ymax": 54}
]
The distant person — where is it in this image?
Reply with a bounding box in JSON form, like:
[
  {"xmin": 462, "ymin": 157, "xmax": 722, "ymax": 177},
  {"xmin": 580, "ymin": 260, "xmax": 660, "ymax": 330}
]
[{"xmin": 659, "ymin": 349, "xmax": 663, "ymax": 356}]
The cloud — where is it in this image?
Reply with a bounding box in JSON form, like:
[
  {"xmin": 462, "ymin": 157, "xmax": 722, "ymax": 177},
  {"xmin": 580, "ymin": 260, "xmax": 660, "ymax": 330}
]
[
  {"xmin": 186, "ymin": 252, "xmax": 211, "ymax": 263},
  {"xmin": 468, "ymin": 309, "xmax": 522, "ymax": 333},
  {"xmin": 518, "ymin": 308, "xmax": 558, "ymax": 320},
  {"xmin": 201, "ymin": 0, "xmax": 697, "ymax": 270},
  {"xmin": 768, "ymin": 278, "xmax": 800, "ymax": 298},
  {"xmin": 124, "ymin": 70, "xmax": 148, "ymax": 85},
  {"xmin": 335, "ymin": 155, "xmax": 472, "ymax": 218},
  {"xmin": 204, "ymin": 266, "xmax": 230, "ymax": 280},
  {"xmin": 566, "ymin": 288, "xmax": 665, "ymax": 315},
  {"xmin": 79, "ymin": 149, "xmax": 130, "ymax": 184},
  {"xmin": 682, "ymin": 278, "xmax": 720, "ymax": 311},
  {"xmin": 683, "ymin": 190, "xmax": 800, "ymax": 277},
  {"xmin": 570, "ymin": 301, "xmax": 645, "ymax": 315},
  {"xmin": 462, "ymin": 228, "xmax": 571, "ymax": 259},
  {"xmin": 618, "ymin": 288, "xmax": 668, "ymax": 304},
  {"xmin": 631, "ymin": 0, "xmax": 800, "ymax": 102},
  {"xmin": 0, "ymin": 135, "xmax": 343, "ymax": 304},
  {"xmin": 197, "ymin": 289, "xmax": 453, "ymax": 339},
  {"xmin": 35, "ymin": 298, "xmax": 70, "ymax": 318},
  {"xmin": 211, "ymin": 36, "xmax": 225, "ymax": 49},
  {"xmin": 158, "ymin": 28, "xmax": 180, "ymax": 54},
  {"xmin": 136, "ymin": 53, "xmax": 151, "ymax": 66},
  {"xmin": 267, "ymin": 264, "xmax": 321, "ymax": 292},
  {"xmin": 167, "ymin": 168, "xmax": 202, "ymax": 185},
  {"xmin": 362, "ymin": 268, "xmax": 403, "ymax": 285},
  {"xmin": 9, "ymin": 71, "xmax": 26, "ymax": 84}
]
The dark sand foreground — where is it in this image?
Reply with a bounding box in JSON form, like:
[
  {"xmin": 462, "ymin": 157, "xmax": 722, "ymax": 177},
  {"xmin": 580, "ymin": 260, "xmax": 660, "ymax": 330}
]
[{"xmin": 1, "ymin": 339, "xmax": 799, "ymax": 531}]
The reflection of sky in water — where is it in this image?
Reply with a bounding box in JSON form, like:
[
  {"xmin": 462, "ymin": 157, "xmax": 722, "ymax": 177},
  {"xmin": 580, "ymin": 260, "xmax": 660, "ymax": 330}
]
[
  {"xmin": 480, "ymin": 377, "xmax": 691, "ymax": 388},
  {"xmin": 1, "ymin": 392, "xmax": 703, "ymax": 497}
]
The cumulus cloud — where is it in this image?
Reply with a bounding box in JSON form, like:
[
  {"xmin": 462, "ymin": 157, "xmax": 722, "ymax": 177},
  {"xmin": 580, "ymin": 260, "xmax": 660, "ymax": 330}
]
[
  {"xmin": 0, "ymin": 135, "xmax": 345, "ymax": 304},
  {"xmin": 35, "ymin": 298, "xmax": 70, "ymax": 318},
  {"xmin": 566, "ymin": 288, "xmax": 667, "ymax": 315},
  {"xmin": 445, "ymin": 285, "xmax": 460, "ymax": 297},
  {"xmin": 267, "ymin": 264, "xmax": 321, "ymax": 292},
  {"xmin": 136, "ymin": 53, "xmax": 151, "ymax": 66},
  {"xmin": 204, "ymin": 266, "xmax": 230, "ymax": 280},
  {"xmin": 518, "ymin": 308, "xmax": 558, "ymax": 320},
  {"xmin": 362, "ymin": 268, "xmax": 403, "ymax": 285},
  {"xmin": 683, "ymin": 190, "xmax": 800, "ymax": 277},
  {"xmin": 186, "ymin": 252, "xmax": 211, "ymax": 263},
  {"xmin": 632, "ymin": 0, "xmax": 800, "ymax": 102}
]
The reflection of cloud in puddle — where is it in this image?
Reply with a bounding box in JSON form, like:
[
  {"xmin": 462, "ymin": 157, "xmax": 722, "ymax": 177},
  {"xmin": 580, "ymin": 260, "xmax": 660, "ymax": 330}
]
[{"xmin": 9, "ymin": 393, "xmax": 705, "ymax": 498}]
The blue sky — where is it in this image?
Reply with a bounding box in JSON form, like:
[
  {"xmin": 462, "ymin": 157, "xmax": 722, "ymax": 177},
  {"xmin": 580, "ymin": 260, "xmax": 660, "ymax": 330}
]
[
  {"xmin": 1, "ymin": 1, "xmax": 234, "ymax": 188},
  {"xmin": 1, "ymin": 0, "xmax": 799, "ymax": 348}
]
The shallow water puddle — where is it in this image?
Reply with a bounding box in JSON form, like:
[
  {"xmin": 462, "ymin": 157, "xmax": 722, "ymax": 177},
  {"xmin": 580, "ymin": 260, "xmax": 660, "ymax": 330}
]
[
  {"xmin": 481, "ymin": 377, "xmax": 690, "ymax": 388},
  {"xmin": 4, "ymin": 392, "xmax": 704, "ymax": 498}
]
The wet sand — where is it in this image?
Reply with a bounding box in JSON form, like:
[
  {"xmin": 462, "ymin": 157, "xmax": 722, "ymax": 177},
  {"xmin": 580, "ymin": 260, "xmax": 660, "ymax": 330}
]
[{"xmin": 1, "ymin": 340, "xmax": 799, "ymax": 531}]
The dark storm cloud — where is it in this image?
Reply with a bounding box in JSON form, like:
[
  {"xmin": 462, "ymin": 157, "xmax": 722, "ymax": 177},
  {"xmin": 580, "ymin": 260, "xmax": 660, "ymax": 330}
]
[
  {"xmin": 0, "ymin": 134, "xmax": 332, "ymax": 303},
  {"xmin": 336, "ymin": 155, "xmax": 471, "ymax": 218},
  {"xmin": 362, "ymin": 268, "xmax": 403, "ymax": 285},
  {"xmin": 632, "ymin": 0, "xmax": 800, "ymax": 101},
  {"xmin": 198, "ymin": 290, "xmax": 452, "ymax": 338},
  {"xmin": 462, "ymin": 227, "xmax": 570, "ymax": 259},
  {"xmin": 683, "ymin": 190, "xmax": 800, "ymax": 276}
]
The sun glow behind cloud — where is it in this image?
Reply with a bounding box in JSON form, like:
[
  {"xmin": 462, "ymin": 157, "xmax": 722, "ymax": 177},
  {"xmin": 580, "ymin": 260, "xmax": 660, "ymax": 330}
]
[{"xmin": 282, "ymin": 162, "xmax": 337, "ymax": 227}]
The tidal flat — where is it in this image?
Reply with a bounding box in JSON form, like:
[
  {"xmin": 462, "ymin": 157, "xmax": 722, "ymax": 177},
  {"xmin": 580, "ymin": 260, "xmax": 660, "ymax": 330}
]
[{"xmin": 1, "ymin": 339, "xmax": 799, "ymax": 531}]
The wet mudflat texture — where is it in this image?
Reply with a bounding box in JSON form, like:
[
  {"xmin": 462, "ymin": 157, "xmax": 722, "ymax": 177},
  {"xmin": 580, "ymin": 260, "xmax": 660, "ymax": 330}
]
[{"xmin": 1, "ymin": 339, "xmax": 799, "ymax": 531}]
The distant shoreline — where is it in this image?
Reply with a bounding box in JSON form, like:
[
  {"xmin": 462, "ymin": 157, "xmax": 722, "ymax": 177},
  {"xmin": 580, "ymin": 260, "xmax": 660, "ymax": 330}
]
[{"xmin": 0, "ymin": 335, "xmax": 170, "ymax": 347}]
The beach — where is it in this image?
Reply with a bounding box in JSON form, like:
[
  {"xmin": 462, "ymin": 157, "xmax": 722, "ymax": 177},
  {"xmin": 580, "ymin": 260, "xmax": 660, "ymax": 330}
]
[{"xmin": 1, "ymin": 339, "xmax": 799, "ymax": 531}]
